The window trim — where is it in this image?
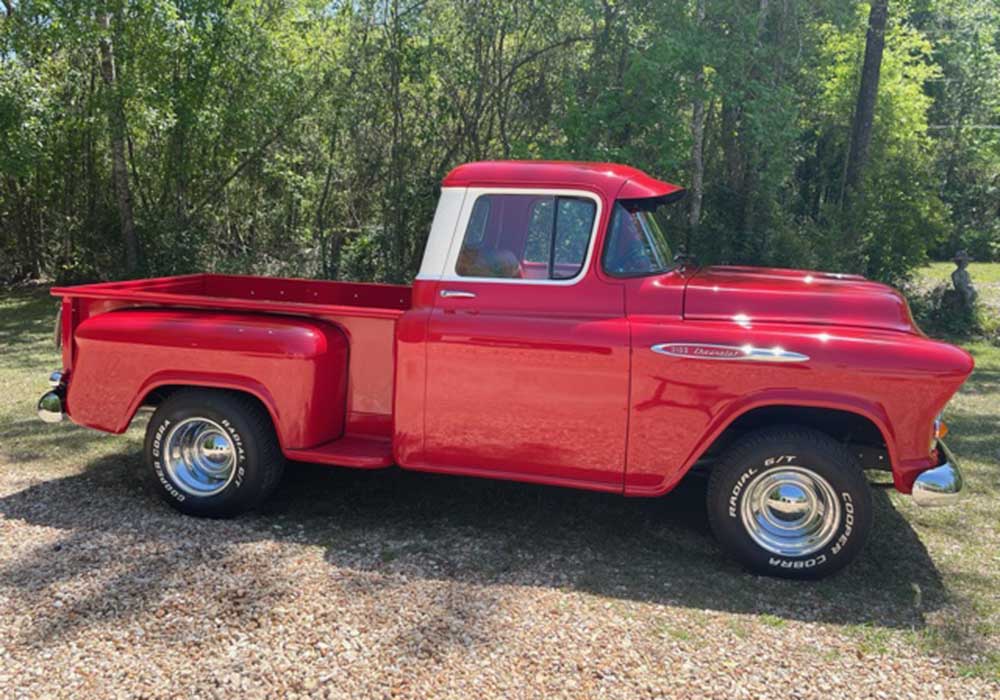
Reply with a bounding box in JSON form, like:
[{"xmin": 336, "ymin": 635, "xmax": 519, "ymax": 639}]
[{"xmin": 439, "ymin": 187, "xmax": 604, "ymax": 286}]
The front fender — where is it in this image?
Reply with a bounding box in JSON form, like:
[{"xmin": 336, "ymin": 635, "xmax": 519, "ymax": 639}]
[
  {"xmin": 624, "ymin": 319, "xmax": 972, "ymax": 497},
  {"xmin": 65, "ymin": 309, "xmax": 348, "ymax": 449},
  {"xmin": 625, "ymin": 390, "xmax": 894, "ymax": 497},
  {"xmin": 687, "ymin": 391, "xmax": 895, "ymax": 490}
]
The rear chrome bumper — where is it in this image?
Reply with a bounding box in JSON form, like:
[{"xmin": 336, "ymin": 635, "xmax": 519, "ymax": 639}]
[
  {"xmin": 912, "ymin": 441, "xmax": 964, "ymax": 507},
  {"xmin": 37, "ymin": 370, "xmax": 66, "ymax": 423}
]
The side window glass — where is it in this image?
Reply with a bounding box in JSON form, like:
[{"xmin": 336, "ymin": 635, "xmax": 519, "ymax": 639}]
[
  {"xmin": 464, "ymin": 196, "xmax": 490, "ymax": 246},
  {"xmin": 552, "ymin": 198, "xmax": 596, "ymax": 279},
  {"xmin": 523, "ymin": 199, "xmax": 554, "ymax": 263},
  {"xmin": 603, "ymin": 202, "xmax": 674, "ymax": 277},
  {"xmin": 455, "ymin": 194, "xmax": 596, "ymax": 280}
]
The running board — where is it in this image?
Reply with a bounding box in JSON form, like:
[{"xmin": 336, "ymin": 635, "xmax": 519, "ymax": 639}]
[{"xmin": 283, "ymin": 434, "xmax": 394, "ymax": 469}]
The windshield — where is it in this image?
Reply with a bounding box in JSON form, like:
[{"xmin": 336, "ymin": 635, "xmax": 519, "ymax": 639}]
[{"xmin": 603, "ymin": 200, "xmax": 675, "ymax": 277}]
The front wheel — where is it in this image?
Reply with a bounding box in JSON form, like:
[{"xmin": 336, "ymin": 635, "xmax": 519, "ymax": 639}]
[
  {"xmin": 144, "ymin": 389, "xmax": 285, "ymax": 518},
  {"xmin": 706, "ymin": 427, "xmax": 873, "ymax": 579}
]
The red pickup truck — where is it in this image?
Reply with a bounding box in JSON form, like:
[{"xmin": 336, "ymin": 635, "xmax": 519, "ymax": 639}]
[{"xmin": 38, "ymin": 161, "xmax": 972, "ymax": 578}]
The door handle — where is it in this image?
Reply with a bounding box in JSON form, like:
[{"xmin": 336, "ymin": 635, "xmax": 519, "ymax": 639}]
[{"xmin": 440, "ymin": 289, "xmax": 476, "ymax": 299}]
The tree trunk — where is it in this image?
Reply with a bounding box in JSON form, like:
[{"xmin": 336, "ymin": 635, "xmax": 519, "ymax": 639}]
[
  {"xmin": 98, "ymin": 9, "xmax": 140, "ymax": 274},
  {"xmin": 8, "ymin": 177, "xmax": 29, "ymax": 279},
  {"xmin": 385, "ymin": 0, "xmax": 406, "ymax": 282},
  {"xmin": 687, "ymin": 0, "xmax": 707, "ymax": 239},
  {"xmin": 720, "ymin": 102, "xmax": 742, "ymax": 196},
  {"xmin": 843, "ymin": 0, "xmax": 888, "ymax": 201}
]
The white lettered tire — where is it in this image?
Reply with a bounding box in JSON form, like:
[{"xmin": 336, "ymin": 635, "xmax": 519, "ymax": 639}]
[
  {"xmin": 144, "ymin": 389, "xmax": 285, "ymax": 517},
  {"xmin": 706, "ymin": 426, "xmax": 873, "ymax": 579}
]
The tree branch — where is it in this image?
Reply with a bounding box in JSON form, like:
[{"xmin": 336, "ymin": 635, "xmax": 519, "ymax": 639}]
[
  {"xmin": 189, "ymin": 84, "xmax": 328, "ymax": 217},
  {"xmin": 500, "ymin": 34, "xmax": 589, "ymax": 86}
]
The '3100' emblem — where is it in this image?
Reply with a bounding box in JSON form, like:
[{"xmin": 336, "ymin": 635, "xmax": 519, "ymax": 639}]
[{"xmin": 650, "ymin": 343, "xmax": 809, "ymax": 363}]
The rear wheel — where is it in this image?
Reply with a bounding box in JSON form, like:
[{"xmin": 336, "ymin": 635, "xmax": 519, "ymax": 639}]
[
  {"xmin": 706, "ymin": 427, "xmax": 872, "ymax": 579},
  {"xmin": 144, "ymin": 389, "xmax": 285, "ymax": 517}
]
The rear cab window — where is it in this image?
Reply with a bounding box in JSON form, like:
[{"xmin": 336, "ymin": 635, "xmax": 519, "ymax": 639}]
[{"xmin": 454, "ymin": 193, "xmax": 598, "ymax": 281}]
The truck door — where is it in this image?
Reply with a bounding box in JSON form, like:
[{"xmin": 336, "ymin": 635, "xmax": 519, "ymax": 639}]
[{"xmin": 420, "ymin": 189, "xmax": 629, "ymax": 490}]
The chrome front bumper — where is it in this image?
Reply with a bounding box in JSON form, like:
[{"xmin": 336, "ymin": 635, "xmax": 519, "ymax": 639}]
[
  {"xmin": 37, "ymin": 370, "xmax": 66, "ymax": 423},
  {"xmin": 912, "ymin": 441, "xmax": 964, "ymax": 507}
]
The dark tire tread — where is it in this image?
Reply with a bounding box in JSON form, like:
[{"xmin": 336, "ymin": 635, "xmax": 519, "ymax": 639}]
[{"xmin": 224, "ymin": 391, "xmax": 285, "ymax": 507}]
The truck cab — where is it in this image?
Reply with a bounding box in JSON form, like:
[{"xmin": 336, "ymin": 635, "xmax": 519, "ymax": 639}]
[
  {"xmin": 395, "ymin": 162, "xmax": 684, "ymax": 492},
  {"xmin": 38, "ymin": 161, "xmax": 973, "ymax": 579}
]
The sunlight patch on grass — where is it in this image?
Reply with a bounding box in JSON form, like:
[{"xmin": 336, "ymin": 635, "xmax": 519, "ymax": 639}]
[{"xmin": 919, "ymin": 262, "xmax": 1000, "ymax": 312}]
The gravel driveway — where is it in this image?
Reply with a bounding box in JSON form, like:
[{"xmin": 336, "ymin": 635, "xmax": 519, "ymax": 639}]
[
  {"xmin": 0, "ymin": 448, "xmax": 995, "ymax": 699},
  {"xmin": 1, "ymin": 288, "xmax": 997, "ymax": 699}
]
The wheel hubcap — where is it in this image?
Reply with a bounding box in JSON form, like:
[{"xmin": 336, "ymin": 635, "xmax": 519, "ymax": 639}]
[
  {"xmin": 740, "ymin": 466, "xmax": 841, "ymax": 557},
  {"xmin": 162, "ymin": 417, "xmax": 237, "ymax": 496}
]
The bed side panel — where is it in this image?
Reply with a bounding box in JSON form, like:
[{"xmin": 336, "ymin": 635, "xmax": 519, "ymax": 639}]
[{"xmin": 314, "ymin": 313, "xmax": 397, "ymax": 437}]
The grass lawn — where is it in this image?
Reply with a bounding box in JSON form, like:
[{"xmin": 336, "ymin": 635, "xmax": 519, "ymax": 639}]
[
  {"xmin": 922, "ymin": 261, "xmax": 1000, "ymax": 286},
  {"xmin": 920, "ymin": 261, "xmax": 1000, "ymax": 312},
  {"xmin": 909, "ymin": 261, "xmax": 1000, "ymax": 679},
  {"xmin": 0, "ymin": 269, "xmax": 998, "ymax": 692}
]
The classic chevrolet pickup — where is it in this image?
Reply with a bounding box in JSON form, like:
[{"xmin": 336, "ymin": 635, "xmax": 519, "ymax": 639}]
[{"xmin": 38, "ymin": 161, "xmax": 973, "ymax": 578}]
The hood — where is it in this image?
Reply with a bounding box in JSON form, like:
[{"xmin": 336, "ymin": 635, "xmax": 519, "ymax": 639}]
[{"xmin": 683, "ymin": 265, "xmax": 919, "ymax": 334}]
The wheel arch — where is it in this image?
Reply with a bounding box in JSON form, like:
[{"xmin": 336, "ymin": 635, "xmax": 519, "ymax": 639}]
[
  {"xmin": 696, "ymin": 404, "xmax": 892, "ymax": 466},
  {"xmin": 125, "ymin": 374, "xmax": 285, "ymax": 447},
  {"xmin": 639, "ymin": 394, "xmax": 897, "ymax": 497}
]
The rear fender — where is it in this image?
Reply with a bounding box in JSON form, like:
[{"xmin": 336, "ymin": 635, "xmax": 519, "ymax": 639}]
[{"xmin": 65, "ymin": 309, "xmax": 349, "ymax": 449}]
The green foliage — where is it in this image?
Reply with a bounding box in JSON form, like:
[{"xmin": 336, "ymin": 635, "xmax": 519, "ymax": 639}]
[
  {"xmin": 1, "ymin": 0, "xmax": 998, "ymax": 285},
  {"xmin": 921, "ymin": 0, "xmax": 1000, "ymax": 262},
  {"xmin": 909, "ymin": 262, "xmax": 1000, "ymax": 342},
  {"xmin": 907, "ymin": 282, "xmax": 978, "ymax": 338}
]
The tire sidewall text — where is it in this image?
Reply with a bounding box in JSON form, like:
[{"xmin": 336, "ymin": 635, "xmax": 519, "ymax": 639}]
[
  {"xmin": 724, "ymin": 453, "xmax": 859, "ymax": 572},
  {"xmin": 149, "ymin": 413, "xmax": 250, "ymax": 504}
]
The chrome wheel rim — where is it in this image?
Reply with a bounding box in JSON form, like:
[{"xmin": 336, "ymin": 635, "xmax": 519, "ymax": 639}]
[
  {"xmin": 162, "ymin": 417, "xmax": 236, "ymax": 497},
  {"xmin": 739, "ymin": 466, "xmax": 841, "ymax": 557}
]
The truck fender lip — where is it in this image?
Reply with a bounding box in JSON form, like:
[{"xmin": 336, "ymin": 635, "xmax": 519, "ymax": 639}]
[
  {"xmin": 912, "ymin": 441, "xmax": 964, "ymax": 507},
  {"xmin": 37, "ymin": 390, "xmax": 66, "ymax": 423}
]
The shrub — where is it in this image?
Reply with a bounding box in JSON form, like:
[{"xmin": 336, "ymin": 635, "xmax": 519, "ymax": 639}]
[{"xmin": 906, "ymin": 281, "xmax": 998, "ymax": 343}]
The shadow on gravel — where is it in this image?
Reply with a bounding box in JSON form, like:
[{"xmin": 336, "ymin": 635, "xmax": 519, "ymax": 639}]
[
  {"xmin": 0, "ymin": 447, "xmax": 947, "ymax": 640},
  {"xmin": 0, "ymin": 418, "xmax": 123, "ymax": 464}
]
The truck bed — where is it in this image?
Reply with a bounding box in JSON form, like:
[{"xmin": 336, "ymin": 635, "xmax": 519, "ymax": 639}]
[
  {"xmin": 51, "ymin": 273, "xmax": 412, "ymax": 318},
  {"xmin": 52, "ymin": 274, "xmax": 412, "ymax": 455}
]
